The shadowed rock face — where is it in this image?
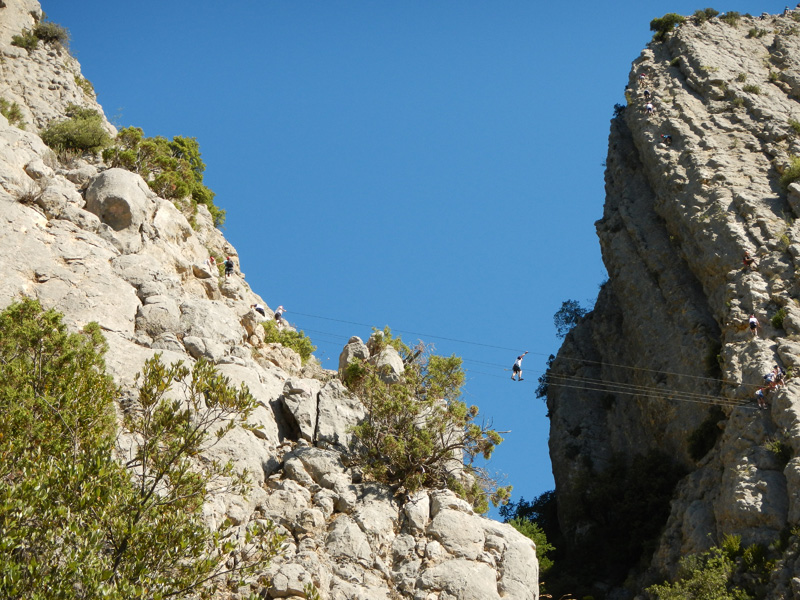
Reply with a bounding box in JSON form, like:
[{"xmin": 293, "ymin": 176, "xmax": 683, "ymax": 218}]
[
  {"xmin": 0, "ymin": 2, "xmax": 540, "ymax": 598},
  {"xmin": 548, "ymin": 10, "xmax": 800, "ymax": 595}
]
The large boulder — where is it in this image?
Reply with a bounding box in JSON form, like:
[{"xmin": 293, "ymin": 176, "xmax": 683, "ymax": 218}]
[
  {"xmin": 281, "ymin": 378, "xmax": 322, "ymax": 442},
  {"xmin": 84, "ymin": 168, "xmax": 153, "ymax": 231},
  {"xmin": 339, "ymin": 335, "xmax": 369, "ymax": 374}
]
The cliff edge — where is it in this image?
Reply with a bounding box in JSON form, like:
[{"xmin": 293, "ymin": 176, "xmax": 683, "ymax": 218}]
[
  {"xmin": 0, "ymin": 2, "xmax": 538, "ymax": 599},
  {"xmin": 549, "ymin": 8, "xmax": 800, "ymax": 598}
]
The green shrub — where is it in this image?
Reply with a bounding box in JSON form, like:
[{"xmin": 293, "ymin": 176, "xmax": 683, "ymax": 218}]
[
  {"xmin": 764, "ymin": 437, "xmax": 793, "ymax": 466},
  {"xmin": 743, "ymin": 84, "xmax": 761, "ymax": 94},
  {"xmin": 40, "ymin": 104, "xmax": 110, "ymax": 153},
  {"xmin": 772, "ymin": 307, "xmax": 788, "ymax": 329},
  {"xmin": 0, "ymin": 299, "xmax": 283, "ymax": 598},
  {"xmin": 688, "ymin": 405, "xmax": 726, "ymax": 461},
  {"xmin": 32, "ymin": 19, "xmax": 69, "ymax": 46},
  {"xmin": 651, "ymin": 13, "xmax": 687, "ymax": 41},
  {"xmin": 747, "ymin": 27, "xmax": 767, "ymax": 38},
  {"xmin": 790, "ymin": 119, "xmax": 800, "ymax": 135},
  {"xmin": 720, "ymin": 11, "xmax": 741, "ymax": 26},
  {"xmin": 781, "ymin": 155, "xmax": 800, "ymax": 189},
  {"xmin": 103, "ymin": 127, "xmax": 225, "ymax": 226},
  {"xmin": 736, "ymin": 73, "xmax": 747, "ymax": 82},
  {"xmin": 0, "ymin": 98, "xmax": 25, "ymax": 129},
  {"xmin": 669, "ymin": 57, "xmax": 681, "ymax": 66},
  {"xmin": 74, "ymin": 75, "xmax": 95, "ymax": 98},
  {"xmin": 262, "ymin": 320, "xmax": 316, "ymax": 363},
  {"xmin": 647, "ymin": 546, "xmax": 751, "ymax": 599},
  {"xmin": 770, "ymin": 71, "xmax": 781, "ymax": 83},
  {"xmin": 11, "ymin": 28, "xmax": 37, "ymax": 52},
  {"xmin": 693, "ymin": 8, "xmax": 719, "ymax": 24},
  {"xmin": 731, "ymin": 97, "xmax": 745, "ymax": 108},
  {"xmin": 344, "ymin": 328, "xmax": 510, "ymax": 512}
]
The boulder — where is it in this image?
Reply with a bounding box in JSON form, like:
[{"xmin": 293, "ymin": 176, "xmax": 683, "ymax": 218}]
[
  {"xmin": 281, "ymin": 378, "xmax": 322, "ymax": 442},
  {"xmin": 371, "ymin": 346, "xmax": 404, "ymax": 384},
  {"xmin": 339, "ymin": 335, "xmax": 370, "ymax": 374},
  {"xmin": 84, "ymin": 168, "xmax": 153, "ymax": 231}
]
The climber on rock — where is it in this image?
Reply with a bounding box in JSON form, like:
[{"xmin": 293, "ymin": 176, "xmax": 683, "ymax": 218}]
[
  {"xmin": 224, "ymin": 256, "xmax": 235, "ymax": 278},
  {"xmin": 274, "ymin": 305, "xmax": 286, "ymax": 325},
  {"xmin": 660, "ymin": 134, "xmax": 673, "ymax": 146},
  {"xmin": 755, "ymin": 386, "xmax": 768, "ymax": 409},
  {"xmin": 511, "ymin": 351, "xmax": 529, "ymax": 381},
  {"xmin": 645, "ymin": 102, "xmax": 655, "ymax": 117},
  {"xmin": 748, "ymin": 314, "xmax": 759, "ymax": 337},
  {"xmin": 742, "ymin": 251, "xmax": 757, "ymax": 270},
  {"xmin": 251, "ymin": 303, "xmax": 266, "ymax": 317},
  {"xmin": 772, "ymin": 365, "xmax": 787, "ymax": 389}
]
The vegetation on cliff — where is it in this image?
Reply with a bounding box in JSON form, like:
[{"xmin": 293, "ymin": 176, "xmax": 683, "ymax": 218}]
[
  {"xmin": 343, "ymin": 327, "xmax": 511, "ymax": 513},
  {"xmin": 103, "ymin": 127, "xmax": 225, "ymax": 226},
  {"xmin": 0, "ymin": 299, "xmax": 281, "ymax": 599}
]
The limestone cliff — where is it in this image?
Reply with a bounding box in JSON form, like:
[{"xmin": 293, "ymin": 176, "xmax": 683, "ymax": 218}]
[
  {"xmin": 0, "ymin": 2, "xmax": 538, "ymax": 599},
  {"xmin": 548, "ymin": 8, "xmax": 800, "ymax": 598}
]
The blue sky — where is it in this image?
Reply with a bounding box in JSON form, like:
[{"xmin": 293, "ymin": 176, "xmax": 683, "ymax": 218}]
[{"xmin": 46, "ymin": 1, "xmax": 785, "ymax": 514}]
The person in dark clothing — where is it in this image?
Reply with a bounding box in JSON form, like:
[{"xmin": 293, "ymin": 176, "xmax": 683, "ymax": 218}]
[{"xmin": 224, "ymin": 257, "xmax": 234, "ymax": 278}]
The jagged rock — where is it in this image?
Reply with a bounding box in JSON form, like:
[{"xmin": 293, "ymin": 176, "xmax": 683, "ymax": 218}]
[
  {"xmin": 268, "ymin": 563, "xmax": 313, "ymax": 598},
  {"xmin": 338, "ymin": 335, "xmax": 369, "ymax": 374},
  {"xmin": 281, "ymin": 378, "xmax": 322, "ymax": 442},
  {"xmin": 316, "ymin": 379, "xmax": 365, "ymax": 448},
  {"xmin": 326, "ymin": 514, "xmax": 373, "ymax": 567},
  {"xmin": 404, "ymin": 491, "xmax": 431, "ymax": 534}
]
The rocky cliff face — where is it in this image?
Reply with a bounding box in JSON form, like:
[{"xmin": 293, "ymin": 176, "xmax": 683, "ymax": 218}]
[
  {"xmin": 0, "ymin": 2, "xmax": 538, "ymax": 599},
  {"xmin": 549, "ymin": 8, "xmax": 800, "ymax": 597}
]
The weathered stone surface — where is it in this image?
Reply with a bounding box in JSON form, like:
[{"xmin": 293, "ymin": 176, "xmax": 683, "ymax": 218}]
[
  {"xmin": 416, "ymin": 559, "xmax": 501, "ymax": 600},
  {"xmin": 326, "ymin": 514, "xmax": 373, "ymax": 566},
  {"xmin": 84, "ymin": 168, "xmax": 152, "ymax": 231},
  {"xmin": 316, "ymin": 379, "xmax": 365, "ymax": 448},
  {"xmin": 281, "ymin": 378, "xmax": 322, "ymax": 442},
  {"xmin": 547, "ymin": 10, "xmax": 800, "ymax": 596},
  {"xmin": 338, "ymin": 335, "xmax": 369, "ymax": 374}
]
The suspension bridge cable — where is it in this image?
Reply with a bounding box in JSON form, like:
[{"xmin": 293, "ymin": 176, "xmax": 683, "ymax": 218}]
[{"xmin": 290, "ymin": 309, "xmax": 768, "ymax": 390}]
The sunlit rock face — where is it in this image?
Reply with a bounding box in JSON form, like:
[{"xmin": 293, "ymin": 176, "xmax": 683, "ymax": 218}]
[
  {"xmin": 548, "ymin": 10, "xmax": 800, "ymax": 596},
  {"xmin": 0, "ymin": 2, "xmax": 540, "ymax": 598}
]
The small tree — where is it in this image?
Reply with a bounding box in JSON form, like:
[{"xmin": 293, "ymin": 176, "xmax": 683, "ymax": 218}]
[
  {"xmin": 554, "ymin": 299, "xmax": 588, "ymax": 339},
  {"xmin": 103, "ymin": 127, "xmax": 225, "ymax": 226},
  {"xmin": 650, "ymin": 13, "xmax": 686, "ymax": 41},
  {"xmin": 646, "ymin": 546, "xmax": 752, "ymax": 600},
  {"xmin": 344, "ymin": 328, "xmax": 510, "ymax": 512},
  {"xmin": 262, "ymin": 320, "xmax": 316, "ymax": 363},
  {"xmin": 0, "ymin": 299, "xmax": 282, "ymax": 599}
]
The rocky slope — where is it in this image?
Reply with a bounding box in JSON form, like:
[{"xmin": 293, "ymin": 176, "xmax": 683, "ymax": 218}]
[
  {"xmin": 0, "ymin": 2, "xmax": 538, "ymax": 599},
  {"xmin": 548, "ymin": 8, "xmax": 800, "ymax": 598}
]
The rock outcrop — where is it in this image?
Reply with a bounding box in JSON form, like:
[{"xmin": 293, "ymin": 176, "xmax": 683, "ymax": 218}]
[
  {"xmin": 0, "ymin": 2, "xmax": 539, "ymax": 598},
  {"xmin": 548, "ymin": 8, "xmax": 800, "ymax": 597}
]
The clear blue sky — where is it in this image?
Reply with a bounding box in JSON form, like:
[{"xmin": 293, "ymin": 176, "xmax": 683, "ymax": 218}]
[{"xmin": 46, "ymin": 1, "xmax": 784, "ymax": 515}]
